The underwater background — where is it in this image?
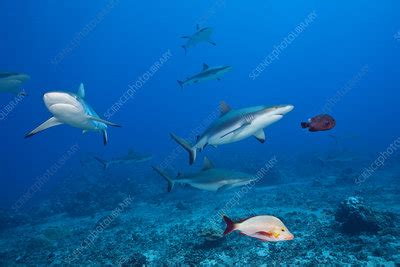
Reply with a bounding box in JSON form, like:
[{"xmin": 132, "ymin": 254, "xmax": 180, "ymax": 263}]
[{"xmin": 1, "ymin": 0, "xmax": 400, "ymax": 265}]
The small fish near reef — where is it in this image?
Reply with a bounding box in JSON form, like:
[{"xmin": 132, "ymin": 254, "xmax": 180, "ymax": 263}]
[
  {"xmin": 223, "ymin": 215, "xmax": 294, "ymax": 242},
  {"xmin": 301, "ymin": 114, "xmax": 336, "ymax": 132}
]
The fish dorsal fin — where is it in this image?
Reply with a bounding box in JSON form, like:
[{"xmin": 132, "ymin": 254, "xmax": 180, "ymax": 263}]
[
  {"xmin": 77, "ymin": 83, "xmax": 85, "ymax": 98},
  {"xmin": 202, "ymin": 63, "xmax": 209, "ymax": 71},
  {"xmin": 196, "ymin": 24, "xmax": 200, "ymax": 30},
  {"xmin": 220, "ymin": 101, "xmax": 232, "ymax": 116},
  {"xmin": 202, "ymin": 157, "xmax": 214, "ymax": 170}
]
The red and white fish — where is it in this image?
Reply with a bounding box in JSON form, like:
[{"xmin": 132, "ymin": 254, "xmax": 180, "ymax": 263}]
[
  {"xmin": 301, "ymin": 114, "xmax": 336, "ymax": 132},
  {"xmin": 223, "ymin": 215, "xmax": 294, "ymax": 242}
]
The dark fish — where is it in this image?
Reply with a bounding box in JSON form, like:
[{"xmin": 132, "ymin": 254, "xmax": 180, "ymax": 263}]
[{"xmin": 301, "ymin": 114, "xmax": 336, "ymax": 132}]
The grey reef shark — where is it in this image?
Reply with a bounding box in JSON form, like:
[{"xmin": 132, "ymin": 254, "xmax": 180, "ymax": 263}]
[
  {"xmin": 171, "ymin": 101, "xmax": 294, "ymax": 165},
  {"xmin": 177, "ymin": 63, "xmax": 232, "ymax": 88},
  {"xmin": 0, "ymin": 72, "xmax": 30, "ymax": 96},
  {"xmin": 25, "ymin": 83, "xmax": 120, "ymax": 145},
  {"xmin": 152, "ymin": 157, "xmax": 256, "ymax": 192},
  {"xmin": 94, "ymin": 150, "xmax": 152, "ymax": 170},
  {"xmin": 181, "ymin": 25, "xmax": 216, "ymax": 55}
]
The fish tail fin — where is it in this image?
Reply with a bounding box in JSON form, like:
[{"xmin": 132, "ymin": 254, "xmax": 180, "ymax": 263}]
[
  {"xmin": 223, "ymin": 215, "xmax": 236, "ymax": 235},
  {"xmin": 170, "ymin": 133, "xmax": 196, "ymax": 165},
  {"xmin": 301, "ymin": 122, "xmax": 310, "ymax": 129},
  {"xmin": 152, "ymin": 166, "xmax": 174, "ymax": 192},
  {"xmin": 177, "ymin": 80, "xmax": 184, "ymax": 89},
  {"xmin": 94, "ymin": 156, "xmax": 109, "ymax": 170},
  {"xmin": 181, "ymin": 45, "xmax": 187, "ymax": 55}
]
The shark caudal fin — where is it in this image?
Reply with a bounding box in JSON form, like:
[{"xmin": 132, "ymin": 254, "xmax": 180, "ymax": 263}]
[
  {"xmin": 152, "ymin": 166, "xmax": 174, "ymax": 192},
  {"xmin": 177, "ymin": 80, "xmax": 184, "ymax": 89},
  {"xmin": 181, "ymin": 45, "xmax": 187, "ymax": 55},
  {"xmin": 170, "ymin": 133, "xmax": 196, "ymax": 165},
  {"xmin": 223, "ymin": 215, "xmax": 237, "ymax": 235},
  {"xmin": 94, "ymin": 156, "xmax": 110, "ymax": 170}
]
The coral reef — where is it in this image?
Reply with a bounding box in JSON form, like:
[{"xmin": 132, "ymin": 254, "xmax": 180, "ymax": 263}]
[
  {"xmin": 335, "ymin": 197, "xmax": 396, "ymax": 234},
  {"xmin": 0, "ymin": 157, "xmax": 399, "ymax": 265}
]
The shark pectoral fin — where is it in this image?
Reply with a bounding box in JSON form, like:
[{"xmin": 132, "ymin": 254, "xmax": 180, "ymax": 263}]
[
  {"xmin": 25, "ymin": 117, "xmax": 63, "ymax": 138},
  {"xmin": 102, "ymin": 130, "xmax": 108, "ymax": 145},
  {"xmin": 77, "ymin": 83, "xmax": 85, "ymax": 98},
  {"xmin": 1, "ymin": 79, "xmax": 22, "ymax": 93},
  {"xmin": 86, "ymin": 116, "xmax": 121, "ymax": 127},
  {"xmin": 202, "ymin": 157, "xmax": 215, "ymax": 171},
  {"xmin": 217, "ymin": 184, "xmax": 234, "ymax": 192},
  {"xmin": 208, "ymin": 41, "xmax": 216, "ymax": 46},
  {"xmin": 220, "ymin": 122, "xmax": 251, "ymax": 139},
  {"xmin": 253, "ymin": 130, "xmax": 266, "ymax": 143}
]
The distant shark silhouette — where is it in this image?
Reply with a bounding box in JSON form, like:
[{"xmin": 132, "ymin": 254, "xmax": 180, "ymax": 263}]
[
  {"xmin": 94, "ymin": 150, "xmax": 152, "ymax": 170},
  {"xmin": 152, "ymin": 157, "xmax": 256, "ymax": 192},
  {"xmin": 25, "ymin": 83, "xmax": 120, "ymax": 145},
  {"xmin": 0, "ymin": 72, "xmax": 30, "ymax": 95},
  {"xmin": 181, "ymin": 25, "xmax": 216, "ymax": 54},
  {"xmin": 177, "ymin": 63, "xmax": 231, "ymax": 88}
]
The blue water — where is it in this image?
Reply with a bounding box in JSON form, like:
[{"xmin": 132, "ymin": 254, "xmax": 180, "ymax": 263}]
[{"xmin": 1, "ymin": 1, "xmax": 399, "ymax": 264}]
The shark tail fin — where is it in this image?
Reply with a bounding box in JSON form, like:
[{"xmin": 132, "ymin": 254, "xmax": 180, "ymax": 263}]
[
  {"xmin": 223, "ymin": 215, "xmax": 237, "ymax": 235},
  {"xmin": 94, "ymin": 156, "xmax": 109, "ymax": 170},
  {"xmin": 152, "ymin": 166, "xmax": 174, "ymax": 192},
  {"xmin": 177, "ymin": 80, "xmax": 184, "ymax": 89},
  {"xmin": 170, "ymin": 133, "xmax": 196, "ymax": 165},
  {"xmin": 181, "ymin": 45, "xmax": 187, "ymax": 55}
]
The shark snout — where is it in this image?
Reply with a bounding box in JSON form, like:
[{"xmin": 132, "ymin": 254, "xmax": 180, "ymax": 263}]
[
  {"xmin": 43, "ymin": 92, "xmax": 77, "ymax": 109},
  {"xmin": 274, "ymin": 105, "xmax": 294, "ymax": 115}
]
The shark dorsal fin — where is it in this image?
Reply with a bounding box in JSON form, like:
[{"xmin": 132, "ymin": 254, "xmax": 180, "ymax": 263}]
[
  {"xmin": 202, "ymin": 63, "xmax": 210, "ymax": 71},
  {"xmin": 202, "ymin": 157, "xmax": 214, "ymax": 171},
  {"xmin": 77, "ymin": 83, "xmax": 85, "ymax": 98},
  {"xmin": 220, "ymin": 101, "xmax": 231, "ymax": 116}
]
